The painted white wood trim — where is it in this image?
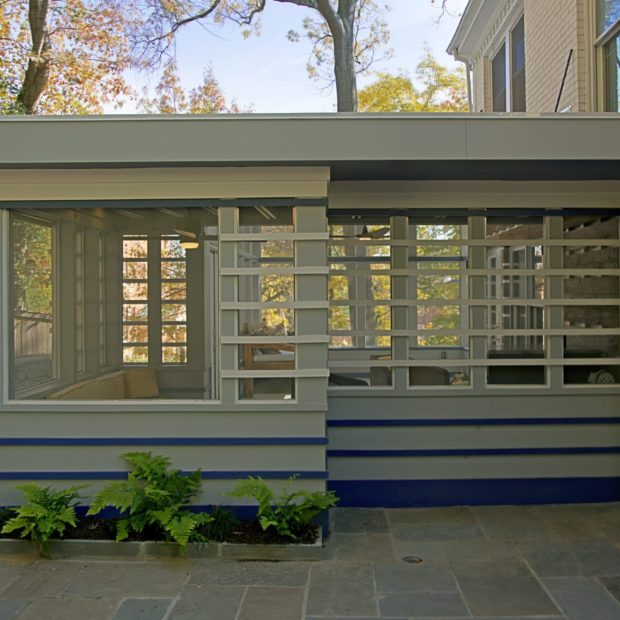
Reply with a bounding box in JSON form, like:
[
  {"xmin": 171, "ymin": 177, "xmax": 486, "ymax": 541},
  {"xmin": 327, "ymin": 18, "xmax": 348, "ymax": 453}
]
[
  {"xmin": 328, "ymin": 359, "xmax": 620, "ymax": 368},
  {"xmin": 222, "ymin": 267, "xmax": 330, "ymax": 276},
  {"xmin": 222, "ymin": 336, "xmax": 330, "ymax": 344},
  {"xmin": 329, "ymin": 328, "xmax": 620, "ymax": 337},
  {"xmin": 222, "ymin": 369, "xmax": 330, "ymax": 378},
  {"xmin": 328, "ymin": 299, "xmax": 620, "ymax": 307},
  {"xmin": 330, "ymin": 268, "xmax": 620, "ymax": 277},
  {"xmin": 330, "ymin": 239, "xmax": 620, "ymax": 247},
  {"xmin": 221, "ymin": 233, "xmax": 329, "ymax": 241},
  {"xmin": 221, "ymin": 301, "xmax": 328, "ymax": 310}
]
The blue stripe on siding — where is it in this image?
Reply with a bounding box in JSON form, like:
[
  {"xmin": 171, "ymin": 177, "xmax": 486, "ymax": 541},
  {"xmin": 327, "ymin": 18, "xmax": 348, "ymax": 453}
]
[
  {"xmin": 329, "ymin": 478, "xmax": 620, "ymax": 507},
  {"xmin": 0, "ymin": 437, "xmax": 328, "ymax": 447},
  {"xmin": 0, "ymin": 470, "xmax": 328, "ymax": 481},
  {"xmin": 327, "ymin": 447, "xmax": 620, "ymax": 458},
  {"xmin": 327, "ymin": 417, "xmax": 620, "ymax": 427}
]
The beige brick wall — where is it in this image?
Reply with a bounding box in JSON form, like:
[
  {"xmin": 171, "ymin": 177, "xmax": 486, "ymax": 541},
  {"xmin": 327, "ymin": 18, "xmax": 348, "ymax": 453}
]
[{"xmin": 523, "ymin": 0, "xmax": 584, "ymax": 111}]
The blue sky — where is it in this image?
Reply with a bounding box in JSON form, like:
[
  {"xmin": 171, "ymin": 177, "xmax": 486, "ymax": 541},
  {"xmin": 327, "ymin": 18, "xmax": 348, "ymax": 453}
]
[{"xmin": 125, "ymin": 0, "xmax": 469, "ymax": 113}]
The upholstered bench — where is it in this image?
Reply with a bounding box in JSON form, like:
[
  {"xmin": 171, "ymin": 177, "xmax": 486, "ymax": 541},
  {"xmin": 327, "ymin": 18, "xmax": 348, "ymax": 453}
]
[{"xmin": 46, "ymin": 368, "xmax": 159, "ymax": 400}]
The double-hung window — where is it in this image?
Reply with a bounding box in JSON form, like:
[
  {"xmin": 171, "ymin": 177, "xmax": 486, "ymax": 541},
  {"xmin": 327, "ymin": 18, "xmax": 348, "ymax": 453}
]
[
  {"xmin": 491, "ymin": 15, "xmax": 526, "ymax": 112},
  {"xmin": 596, "ymin": 0, "xmax": 620, "ymax": 111}
]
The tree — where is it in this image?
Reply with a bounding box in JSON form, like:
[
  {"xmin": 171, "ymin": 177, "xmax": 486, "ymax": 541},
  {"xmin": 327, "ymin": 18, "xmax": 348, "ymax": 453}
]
[
  {"xmin": 358, "ymin": 49, "xmax": 467, "ymax": 112},
  {"xmin": 0, "ymin": 0, "xmax": 137, "ymax": 114},
  {"xmin": 137, "ymin": 0, "xmax": 391, "ymax": 112},
  {"xmin": 138, "ymin": 60, "xmax": 243, "ymax": 113}
]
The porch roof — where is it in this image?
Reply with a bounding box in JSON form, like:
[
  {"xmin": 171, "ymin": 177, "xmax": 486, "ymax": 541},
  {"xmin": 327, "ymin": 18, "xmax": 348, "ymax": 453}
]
[{"xmin": 0, "ymin": 114, "xmax": 619, "ymax": 180}]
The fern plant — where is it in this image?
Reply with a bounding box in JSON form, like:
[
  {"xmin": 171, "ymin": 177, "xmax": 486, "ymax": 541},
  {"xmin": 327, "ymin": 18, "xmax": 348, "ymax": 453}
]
[
  {"xmin": 1, "ymin": 483, "xmax": 85, "ymax": 556},
  {"xmin": 228, "ymin": 476, "xmax": 338, "ymax": 540},
  {"xmin": 87, "ymin": 452, "xmax": 211, "ymax": 553}
]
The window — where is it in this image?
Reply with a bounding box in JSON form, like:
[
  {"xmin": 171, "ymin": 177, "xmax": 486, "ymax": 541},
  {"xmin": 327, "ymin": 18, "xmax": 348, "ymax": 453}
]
[
  {"xmin": 11, "ymin": 215, "xmax": 56, "ymax": 393},
  {"xmin": 327, "ymin": 213, "xmax": 620, "ymax": 390},
  {"xmin": 597, "ymin": 1, "xmax": 620, "ymax": 111},
  {"xmin": 6, "ymin": 207, "xmax": 217, "ymax": 400},
  {"xmin": 492, "ymin": 43, "xmax": 507, "ymax": 111},
  {"xmin": 491, "ymin": 16, "xmax": 526, "ymax": 112}
]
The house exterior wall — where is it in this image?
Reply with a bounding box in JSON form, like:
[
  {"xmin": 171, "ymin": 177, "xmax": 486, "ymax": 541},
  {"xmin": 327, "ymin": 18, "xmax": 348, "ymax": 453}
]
[
  {"xmin": 1, "ymin": 116, "xmax": 619, "ymax": 509},
  {"xmin": 462, "ymin": 0, "xmax": 596, "ymax": 113},
  {"xmin": 523, "ymin": 0, "xmax": 582, "ymax": 112}
]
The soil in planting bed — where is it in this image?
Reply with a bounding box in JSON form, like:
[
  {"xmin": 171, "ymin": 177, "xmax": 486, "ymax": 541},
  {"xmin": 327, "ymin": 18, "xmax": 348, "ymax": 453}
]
[{"xmin": 3, "ymin": 515, "xmax": 320, "ymax": 545}]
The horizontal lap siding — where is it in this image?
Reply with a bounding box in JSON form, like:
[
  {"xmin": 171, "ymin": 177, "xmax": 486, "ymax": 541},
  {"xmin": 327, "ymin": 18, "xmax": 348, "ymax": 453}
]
[
  {"xmin": 326, "ymin": 394, "xmax": 620, "ymax": 506},
  {"xmin": 0, "ymin": 409, "xmax": 327, "ymax": 507}
]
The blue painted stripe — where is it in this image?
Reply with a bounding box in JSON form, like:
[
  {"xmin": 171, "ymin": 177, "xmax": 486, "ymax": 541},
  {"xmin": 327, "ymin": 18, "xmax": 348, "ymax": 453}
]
[
  {"xmin": 327, "ymin": 417, "xmax": 620, "ymax": 428},
  {"xmin": 0, "ymin": 437, "xmax": 328, "ymax": 447},
  {"xmin": 0, "ymin": 470, "xmax": 328, "ymax": 481},
  {"xmin": 329, "ymin": 478, "xmax": 620, "ymax": 507},
  {"xmin": 327, "ymin": 447, "xmax": 620, "ymax": 458}
]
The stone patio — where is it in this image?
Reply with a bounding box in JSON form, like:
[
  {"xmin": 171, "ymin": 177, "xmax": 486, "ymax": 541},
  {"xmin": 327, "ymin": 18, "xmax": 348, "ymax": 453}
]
[{"xmin": 2, "ymin": 503, "xmax": 620, "ymax": 619}]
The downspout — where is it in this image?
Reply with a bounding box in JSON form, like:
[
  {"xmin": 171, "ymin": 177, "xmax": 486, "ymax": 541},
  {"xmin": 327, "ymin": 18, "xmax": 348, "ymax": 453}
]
[{"xmin": 453, "ymin": 48, "xmax": 473, "ymax": 112}]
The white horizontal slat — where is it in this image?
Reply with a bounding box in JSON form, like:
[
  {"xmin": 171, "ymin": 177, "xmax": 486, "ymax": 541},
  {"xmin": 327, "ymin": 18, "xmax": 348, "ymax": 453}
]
[
  {"xmin": 222, "ymin": 336, "xmax": 330, "ymax": 344},
  {"xmin": 222, "ymin": 369, "xmax": 330, "ymax": 378},
  {"xmin": 329, "ymin": 328, "xmax": 620, "ymax": 337},
  {"xmin": 222, "ymin": 267, "xmax": 329, "ymax": 276},
  {"xmin": 328, "ymin": 299, "xmax": 619, "ymax": 307},
  {"xmin": 221, "ymin": 301, "xmax": 328, "ymax": 310},
  {"xmin": 327, "ymin": 358, "xmax": 620, "ymax": 368},
  {"xmin": 329, "ymin": 238, "xmax": 620, "ymax": 247},
  {"xmin": 221, "ymin": 232, "xmax": 329, "ymax": 241},
  {"xmin": 329, "ymin": 268, "xmax": 620, "ymax": 277}
]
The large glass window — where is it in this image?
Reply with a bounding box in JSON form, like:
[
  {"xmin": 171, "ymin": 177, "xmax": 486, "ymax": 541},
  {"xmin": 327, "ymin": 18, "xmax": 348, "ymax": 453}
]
[
  {"xmin": 11, "ymin": 216, "xmax": 55, "ymax": 392},
  {"xmin": 597, "ymin": 0, "xmax": 620, "ymax": 111},
  {"xmin": 327, "ymin": 213, "xmax": 620, "ymax": 391},
  {"xmin": 492, "ymin": 43, "xmax": 507, "ymax": 112},
  {"xmin": 491, "ymin": 16, "xmax": 527, "ymax": 112},
  {"xmin": 7, "ymin": 207, "xmax": 217, "ymax": 400}
]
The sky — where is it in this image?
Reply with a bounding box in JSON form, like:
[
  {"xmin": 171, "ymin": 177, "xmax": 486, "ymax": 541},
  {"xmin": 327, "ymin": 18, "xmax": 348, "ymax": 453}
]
[{"xmin": 124, "ymin": 0, "xmax": 470, "ymax": 113}]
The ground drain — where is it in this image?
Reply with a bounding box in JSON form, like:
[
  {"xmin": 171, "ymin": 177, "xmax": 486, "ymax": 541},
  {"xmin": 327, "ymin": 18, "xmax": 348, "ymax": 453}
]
[{"xmin": 402, "ymin": 555, "xmax": 423, "ymax": 564}]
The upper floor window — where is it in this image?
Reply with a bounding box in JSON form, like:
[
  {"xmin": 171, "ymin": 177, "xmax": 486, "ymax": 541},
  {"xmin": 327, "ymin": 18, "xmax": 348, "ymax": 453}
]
[
  {"xmin": 491, "ymin": 16, "xmax": 526, "ymax": 112},
  {"xmin": 597, "ymin": 0, "xmax": 620, "ymax": 111}
]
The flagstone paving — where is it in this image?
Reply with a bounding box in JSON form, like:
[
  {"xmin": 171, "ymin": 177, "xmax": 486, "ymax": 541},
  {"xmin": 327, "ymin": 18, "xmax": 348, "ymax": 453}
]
[{"xmin": 1, "ymin": 503, "xmax": 620, "ymax": 619}]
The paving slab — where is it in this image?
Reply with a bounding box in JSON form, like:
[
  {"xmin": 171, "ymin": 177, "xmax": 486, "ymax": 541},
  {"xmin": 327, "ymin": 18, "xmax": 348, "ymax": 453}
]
[
  {"xmin": 598, "ymin": 575, "xmax": 620, "ymax": 604},
  {"xmin": 451, "ymin": 559, "xmax": 560, "ymax": 617},
  {"xmin": 237, "ymin": 586, "xmax": 304, "ymax": 620},
  {"xmin": 331, "ymin": 508, "xmax": 389, "ymax": 533},
  {"xmin": 188, "ymin": 560, "xmax": 309, "ymax": 586},
  {"xmin": 0, "ymin": 561, "xmax": 30, "ymax": 597},
  {"xmin": 12, "ymin": 598, "xmax": 117, "ymax": 620},
  {"xmin": 2, "ymin": 560, "xmax": 84, "ymax": 598},
  {"xmin": 110, "ymin": 598, "xmax": 173, "ymax": 620},
  {"xmin": 167, "ymin": 584, "xmax": 244, "ymax": 620},
  {"xmin": 472, "ymin": 505, "xmax": 554, "ymax": 541},
  {"xmin": 62, "ymin": 561, "xmax": 189, "ymax": 598},
  {"xmin": 0, "ymin": 599, "xmax": 29, "ymax": 620},
  {"xmin": 326, "ymin": 533, "xmax": 395, "ymax": 562},
  {"xmin": 374, "ymin": 562, "xmax": 458, "ymax": 593},
  {"xmin": 307, "ymin": 564, "xmax": 377, "ymax": 617},
  {"xmin": 544, "ymin": 576, "xmax": 620, "ymax": 620},
  {"xmin": 378, "ymin": 591, "xmax": 469, "ymax": 617},
  {"xmin": 443, "ymin": 540, "xmax": 520, "ymax": 563}
]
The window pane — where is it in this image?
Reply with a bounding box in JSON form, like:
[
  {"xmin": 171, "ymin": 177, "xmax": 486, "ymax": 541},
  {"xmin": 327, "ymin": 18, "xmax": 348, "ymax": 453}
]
[
  {"xmin": 123, "ymin": 346, "xmax": 149, "ymax": 364},
  {"xmin": 123, "ymin": 303, "xmax": 148, "ymax": 321},
  {"xmin": 604, "ymin": 34, "xmax": 619, "ymax": 112},
  {"xmin": 162, "ymin": 325, "xmax": 187, "ymax": 343},
  {"xmin": 161, "ymin": 282, "xmax": 187, "ymax": 301},
  {"xmin": 123, "ymin": 261, "xmax": 148, "ymax": 279},
  {"xmin": 161, "ymin": 238, "xmax": 186, "ymax": 259},
  {"xmin": 123, "ymin": 239, "xmax": 147, "ymax": 258},
  {"xmin": 123, "ymin": 282, "xmax": 148, "ymax": 301},
  {"xmin": 492, "ymin": 43, "xmax": 507, "ymax": 111},
  {"xmin": 162, "ymin": 346, "xmax": 187, "ymax": 364},
  {"xmin": 511, "ymin": 16, "xmax": 526, "ymax": 112},
  {"xmin": 161, "ymin": 261, "xmax": 186, "ymax": 279},
  {"xmin": 161, "ymin": 303, "xmax": 187, "ymax": 322},
  {"xmin": 12, "ymin": 217, "xmax": 55, "ymax": 391},
  {"xmin": 123, "ymin": 324, "xmax": 148, "ymax": 343},
  {"xmin": 598, "ymin": 0, "xmax": 620, "ymax": 34}
]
